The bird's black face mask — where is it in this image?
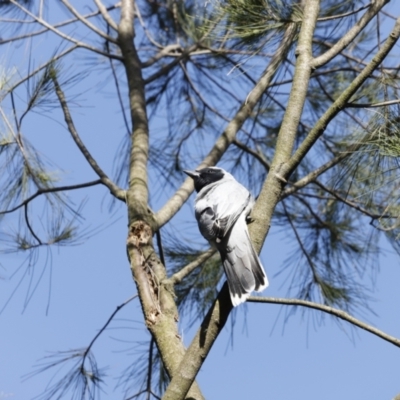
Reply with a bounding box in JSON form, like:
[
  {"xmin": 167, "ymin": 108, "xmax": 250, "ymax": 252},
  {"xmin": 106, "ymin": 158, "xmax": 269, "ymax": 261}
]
[{"xmin": 184, "ymin": 167, "xmax": 225, "ymax": 192}]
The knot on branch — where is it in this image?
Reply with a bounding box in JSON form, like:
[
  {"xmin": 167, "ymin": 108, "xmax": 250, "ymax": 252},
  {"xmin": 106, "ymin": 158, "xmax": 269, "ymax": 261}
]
[{"xmin": 127, "ymin": 220, "xmax": 152, "ymax": 249}]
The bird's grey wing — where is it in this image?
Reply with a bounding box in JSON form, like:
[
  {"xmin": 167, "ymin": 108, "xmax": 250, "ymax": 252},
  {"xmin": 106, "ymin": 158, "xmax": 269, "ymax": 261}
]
[
  {"xmin": 195, "ymin": 205, "xmax": 230, "ymax": 242},
  {"xmin": 211, "ymin": 182, "xmax": 252, "ymax": 240}
]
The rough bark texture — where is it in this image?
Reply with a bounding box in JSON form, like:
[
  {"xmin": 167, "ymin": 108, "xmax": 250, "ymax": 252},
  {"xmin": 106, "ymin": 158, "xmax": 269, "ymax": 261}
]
[{"xmin": 119, "ymin": 1, "xmax": 204, "ymax": 398}]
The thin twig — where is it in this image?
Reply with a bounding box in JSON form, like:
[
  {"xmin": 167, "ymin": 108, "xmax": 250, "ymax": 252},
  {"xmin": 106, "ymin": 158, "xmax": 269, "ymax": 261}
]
[
  {"xmin": 24, "ymin": 204, "xmax": 43, "ymax": 245},
  {"xmin": 233, "ymin": 139, "xmax": 271, "ymax": 170},
  {"xmin": 317, "ymin": 3, "xmax": 371, "ymax": 22},
  {"xmin": 82, "ymin": 295, "xmax": 138, "ymax": 365},
  {"xmin": 282, "ymin": 201, "xmax": 319, "ymax": 281},
  {"xmin": 0, "ymin": 4, "xmax": 120, "ymax": 45},
  {"xmin": 247, "ymin": 296, "xmax": 400, "ymax": 348},
  {"xmin": 0, "ymin": 180, "xmax": 103, "ymax": 215},
  {"xmin": 313, "ymin": 180, "xmax": 391, "ymax": 220},
  {"xmin": 346, "ymin": 98, "xmax": 400, "ymax": 108},
  {"xmin": 106, "ymin": 33, "xmax": 131, "ymax": 135},
  {"xmin": 166, "ymin": 248, "xmax": 216, "ymax": 285},
  {"xmin": 9, "ymin": 0, "xmax": 120, "ymax": 59},
  {"xmin": 60, "ymin": 0, "xmax": 117, "ymax": 43},
  {"xmin": 94, "ymin": 0, "xmax": 119, "ymax": 31}
]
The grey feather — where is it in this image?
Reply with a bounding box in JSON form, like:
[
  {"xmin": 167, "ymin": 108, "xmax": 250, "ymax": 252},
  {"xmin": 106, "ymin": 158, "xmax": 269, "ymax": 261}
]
[{"xmin": 185, "ymin": 167, "xmax": 269, "ymax": 307}]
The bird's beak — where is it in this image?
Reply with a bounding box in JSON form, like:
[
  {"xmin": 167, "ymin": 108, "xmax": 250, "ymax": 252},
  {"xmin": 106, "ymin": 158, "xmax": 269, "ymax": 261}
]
[{"xmin": 183, "ymin": 170, "xmax": 199, "ymax": 179}]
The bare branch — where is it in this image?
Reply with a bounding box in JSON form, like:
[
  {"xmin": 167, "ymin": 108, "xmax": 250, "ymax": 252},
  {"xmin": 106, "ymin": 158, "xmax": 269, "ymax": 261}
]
[
  {"xmin": 7, "ymin": 46, "xmax": 79, "ymax": 92},
  {"xmin": 313, "ymin": 180, "xmax": 391, "ymax": 220},
  {"xmin": 312, "ymin": 0, "xmax": 389, "ymax": 69},
  {"xmin": 233, "ymin": 139, "xmax": 271, "ymax": 170},
  {"xmin": 81, "ymin": 294, "xmax": 138, "ymax": 366},
  {"xmin": 346, "ymin": 98, "xmax": 400, "ymax": 108},
  {"xmin": 0, "ymin": 4, "xmax": 120, "ymax": 45},
  {"xmin": 281, "ymin": 151, "xmax": 349, "ymax": 198},
  {"xmin": 24, "ymin": 204, "xmax": 43, "ymax": 245},
  {"xmin": 166, "ymin": 249, "xmax": 216, "ymax": 285},
  {"xmin": 9, "ymin": 0, "xmax": 119, "ymax": 59},
  {"xmin": 317, "ymin": 3, "xmax": 372, "ymax": 22},
  {"xmin": 247, "ymin": 297, "xmax": 400, "ymax": 348},
  {"xmin": 0, "ymin": 180, "xmax": 103, "ymax": 215},
  {"xmin": 119, "ymin": 0, "xmax": 151, "ymax": 221},
  {"xmin": 94, "ymin": 0, "xmax": 119, "ymax": 31},
  {"xmin": 249, "ymin": 0, "xmax": 320, "ymax": 256},
  {"xmin": 52, "ymin": 75, "xmax": 126, "ymax": 201},
  {"xmin": 60, "ymin": 0, "xmax": 117, "ymax": 43}
]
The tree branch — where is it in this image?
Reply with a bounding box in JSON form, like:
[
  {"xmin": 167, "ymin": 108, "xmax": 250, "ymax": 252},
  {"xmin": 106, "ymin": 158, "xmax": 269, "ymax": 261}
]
[
  {"xmin": 52, "ymin": 75, "xmax": 126, "ymax": 201},
  {"xmin": 94, "ymin": 0, "xmax": 119, "ymax": 31},
  {"xmin": 120, "ymin": 2, "xmax": 204, "ymax": 398},
  {"xmin": 346, "ymin": 98, "xmax": 400, "ymax": 108},
  {"xmin": 312, "ymin": 0, "xmax": 389, "ymax": 69},
  {"xmin": 247, "ymin": 296, "xmax": 400, "ymax": 348},
  {"xmin": 317, "ymin": 3, "xmax": 371, "ymax": 22},
  {"xmin": 281, "ymin": 150, "xmax": 350, "ymax": 198},
  {"xmin": 118, "ymin": 0, "xmax": 152, "ymax": 222},
  {"xmin": 0, "ymin": 4, "xmax": 120, "ymax": 45},
  {"xmin": 286, "ymin": 16, "xmax": 400, "ymax": 178},
  {"xmin": 59, "ymin": 0, "xmax": 117, "ymax": 43},
  {"xmin": 9, "ymin": 0, "xmax": 120, "ymax": 59},
  {"xmin": 0, "ymin": 180, "xmax": 103, "ymax": 215},
  {"xmin": 165, "ymin": 248, "xmax": 216, "ymax": 286},
  {"xmin": 162, "ymin": 284, "xmax": 233, "ymax": 400}
]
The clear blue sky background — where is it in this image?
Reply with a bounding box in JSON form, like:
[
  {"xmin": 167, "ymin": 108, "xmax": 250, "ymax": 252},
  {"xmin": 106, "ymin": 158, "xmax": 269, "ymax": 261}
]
[{"xmin": 0, "ymin": 2, "xmax": 400, "ymax": 399}]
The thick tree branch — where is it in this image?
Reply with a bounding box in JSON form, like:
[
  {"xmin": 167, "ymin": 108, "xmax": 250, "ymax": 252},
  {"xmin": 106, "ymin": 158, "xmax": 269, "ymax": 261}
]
[
  {"xmin": 52, "ymin": 76, "xmax": 126, "ymax": 201},
  {"xmin": 250, "ymin": 0, "xmax": 320, "ymax": 255},
  {"xmin": 312, "ymin": 0, "xmax": 389, "ymax": 69},
  {"xmin": 119, "ymin": 2, "xmax": 204, "ymax": 398},
  {"xmin": 155, "ymin": 23, "xmax": 298, "ymax": 229},
  {"xmin": 162, "ymin": 284, "xmax": 233, "ymax": 400},
  {"xmin": 119, "ymin": 0, "xmax": 151, "ymax": 222},
  {"xmin": 247, "ymin": 297, "xmax": 400, "ymax": 348}
]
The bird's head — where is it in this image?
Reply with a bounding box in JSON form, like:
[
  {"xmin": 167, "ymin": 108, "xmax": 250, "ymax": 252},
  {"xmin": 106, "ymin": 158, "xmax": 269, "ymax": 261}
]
[{"xmin": 184, "ymin": 167, "xmax": 226, "ymax": 193}]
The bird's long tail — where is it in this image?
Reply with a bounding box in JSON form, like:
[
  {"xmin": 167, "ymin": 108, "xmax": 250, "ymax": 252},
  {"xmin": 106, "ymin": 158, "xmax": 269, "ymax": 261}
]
[{"xmin": 216, "ymin": 216, "xmax": 268, "ymax": 307}]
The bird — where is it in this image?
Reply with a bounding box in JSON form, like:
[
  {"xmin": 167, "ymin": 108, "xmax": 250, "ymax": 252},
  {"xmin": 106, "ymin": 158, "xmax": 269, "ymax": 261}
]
[{"xmin": 184, "ymin": 166, "xmax": 268, "ymax": 307}]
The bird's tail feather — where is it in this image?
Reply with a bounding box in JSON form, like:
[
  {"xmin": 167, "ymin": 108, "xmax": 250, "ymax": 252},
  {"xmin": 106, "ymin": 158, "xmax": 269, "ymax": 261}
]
[{"xmin": 217, "ymin": 217, "xmax": 268, "ymax": 307}]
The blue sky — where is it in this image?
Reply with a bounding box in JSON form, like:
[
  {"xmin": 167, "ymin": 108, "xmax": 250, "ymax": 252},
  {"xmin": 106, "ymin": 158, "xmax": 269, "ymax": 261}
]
[{"xmin": 1, "ymin": 2, "xmax": 400, "ymax": 399}]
